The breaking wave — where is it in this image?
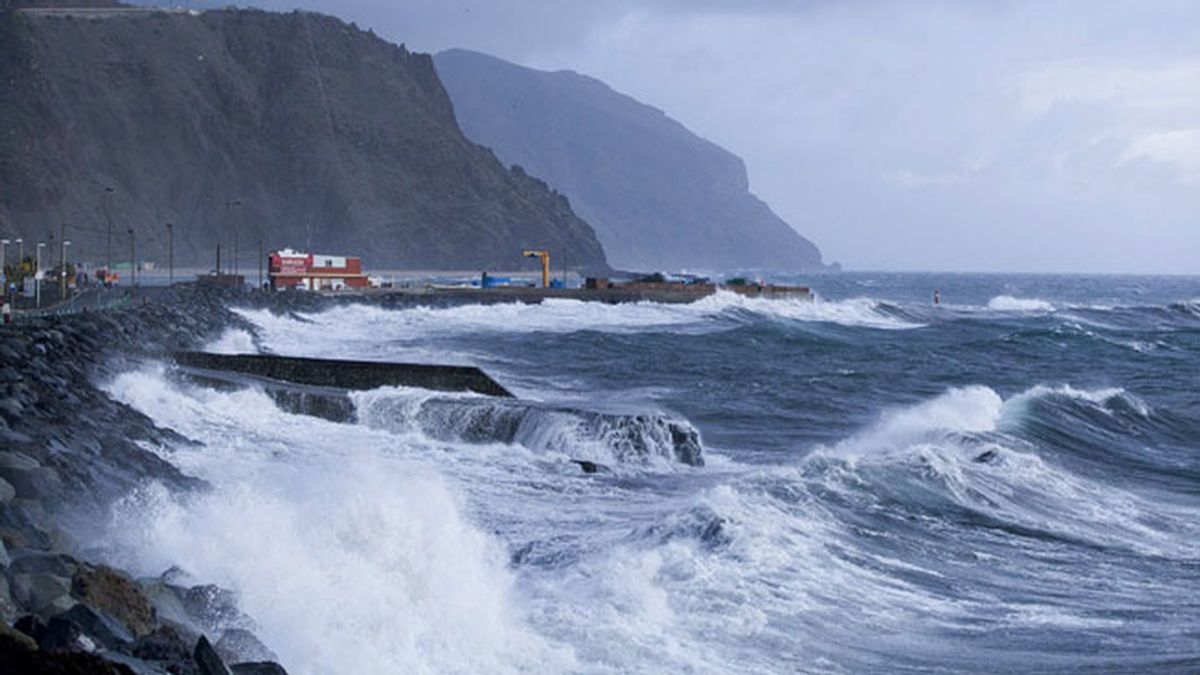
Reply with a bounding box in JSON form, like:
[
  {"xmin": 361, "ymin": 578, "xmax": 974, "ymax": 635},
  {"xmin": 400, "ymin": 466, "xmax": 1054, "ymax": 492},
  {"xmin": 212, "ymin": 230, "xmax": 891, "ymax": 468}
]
[
  {"xmin": 987, "ymin": 295, "xmax": 1056, "ymax": 312},
  {"xmin": 351, "ymin": 387, "xmax": 704, "ymax": 468}
]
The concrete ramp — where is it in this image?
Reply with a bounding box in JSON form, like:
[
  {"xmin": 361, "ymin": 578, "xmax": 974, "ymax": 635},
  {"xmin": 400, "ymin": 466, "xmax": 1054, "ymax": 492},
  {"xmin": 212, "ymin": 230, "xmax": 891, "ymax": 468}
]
[{"xmin": 171, "ymin": 352, "xmax": 513, "ymax": 398}]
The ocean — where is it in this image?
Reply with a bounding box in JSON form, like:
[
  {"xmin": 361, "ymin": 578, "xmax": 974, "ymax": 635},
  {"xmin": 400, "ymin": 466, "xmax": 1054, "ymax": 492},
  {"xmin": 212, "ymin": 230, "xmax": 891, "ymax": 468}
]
[{"xmin": 98, "ymin": 273, "xmax": 1199, "ymax": 673}]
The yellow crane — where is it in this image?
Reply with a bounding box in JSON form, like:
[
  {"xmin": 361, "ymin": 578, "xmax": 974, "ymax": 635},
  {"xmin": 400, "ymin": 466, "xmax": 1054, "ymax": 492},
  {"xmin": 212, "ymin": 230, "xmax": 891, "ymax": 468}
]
[{"xmin": 523, "ymin": 249, "xmax": 550, "ymax": 288}]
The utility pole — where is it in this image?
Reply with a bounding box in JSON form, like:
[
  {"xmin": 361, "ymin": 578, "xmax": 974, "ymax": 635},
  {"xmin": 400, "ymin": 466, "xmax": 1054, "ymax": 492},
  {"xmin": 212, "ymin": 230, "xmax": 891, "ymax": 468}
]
[
  {"xmin": 128, "ymin": 228, "xmax": 136, "ymax": 291},
  {"xmin": 257, "ymin": 239, "xmax": 263, "ymax": 291},
  {"xmin": 166, "ymin": 222, "xmax": 174, "ymax": 285}
]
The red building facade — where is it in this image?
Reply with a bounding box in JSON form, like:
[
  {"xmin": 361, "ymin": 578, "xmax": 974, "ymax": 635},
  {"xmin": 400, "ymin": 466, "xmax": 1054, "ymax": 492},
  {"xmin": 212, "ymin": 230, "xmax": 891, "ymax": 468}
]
[{"xmin": 268, "ymin": 249, "xmax": 371, "ymax": 291}]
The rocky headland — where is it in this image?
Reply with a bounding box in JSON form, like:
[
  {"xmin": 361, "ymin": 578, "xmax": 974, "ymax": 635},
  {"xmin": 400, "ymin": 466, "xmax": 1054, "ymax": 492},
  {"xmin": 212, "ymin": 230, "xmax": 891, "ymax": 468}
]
[
  {"xmin": 0, "ymin": 5, "xmax": 609, "ymax": 272},
  {"xmin": 435, "ymin": 49, "xmax": 824, "ymax": 273}
]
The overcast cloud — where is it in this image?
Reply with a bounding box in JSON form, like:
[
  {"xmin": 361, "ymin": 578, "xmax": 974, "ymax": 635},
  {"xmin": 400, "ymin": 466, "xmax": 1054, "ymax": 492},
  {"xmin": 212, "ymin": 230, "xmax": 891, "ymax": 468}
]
[{"xmin": 170, "ymin": 0, "xmax": 1200, "ymax": 273}]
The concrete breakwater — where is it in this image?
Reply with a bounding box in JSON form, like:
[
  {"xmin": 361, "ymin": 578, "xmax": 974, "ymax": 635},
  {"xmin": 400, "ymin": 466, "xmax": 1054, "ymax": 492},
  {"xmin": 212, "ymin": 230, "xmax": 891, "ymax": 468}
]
[
  {"xmin": 171, "ymin": 353, "xmax": 704, "ymax": 467},
  {"xmin": 173, "ymin": 351, "xmax": 515, "ymax": 398}
]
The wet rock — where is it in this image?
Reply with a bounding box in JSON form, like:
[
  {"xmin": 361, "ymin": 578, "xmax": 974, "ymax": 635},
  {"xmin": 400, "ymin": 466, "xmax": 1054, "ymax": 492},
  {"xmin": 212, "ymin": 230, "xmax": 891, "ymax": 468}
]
[
  {"xmin": 98, "ymin": 651, "xmax": 174, "ymax": 675},
  {"xmin": 0, "ymin": 451, "xmax": 39, "ymax": 472},
  {"xmin": 0, "ymin": 640, "xmax": 138, "ymax": 674},
  {"xmin": 11, "ymin": 572, "xmax": 73, "ymax": 616},
  {"xmin": 140, "ymin": 580, "xmax": 191, "ymax": 626},
  {"xmin": 14, "ymin": 614, "xmax": 47, "ymax": 641},
  {"xmin": 10, "ymin": 550, "xmax": 78, "ymax": 577},
  {"xmin": 0, "ymin": 573, "xmax": 17, "ymax": 623},
  {"xmin": 127, "ymin": 624, "xmax": 192, "ymax": 663},
  {"xmin": 56, "ymin": 602, "xmax": 135, "ymax": 650},
  {"xmin": 215, "ymin": 628, "xmax": 277, "ymax": 665},
  {"xmin": 39, "ymin": 615, "xmax": 97, "ymax": 652},
  {"xmin": 194, "ymin": 635, "xmax": 233, "ymax": 675},
  {"xmin": 0, "ymin": 477, "xmax": 14, "ymax": 504},
  {"xmin": 0, "ymin": 536, "xmax": 9, "ymax": 566},
  {"xmin": 1, "ymin": 465, "xmax": 63, "ymax": 499},
  {"xmin": 231, "ymin": 663, "xmax": 289, "ymax": 675},
  {"xmin": 0, "ymin": 620, "xmax": 38, "ymax": 652},
  {"xmin": 184, "ymin": 584, "xmax": 249, "ymax": 633},
  {"xmin": 73, "ymin": 565, "xmax": 157, "ymax": 637}
]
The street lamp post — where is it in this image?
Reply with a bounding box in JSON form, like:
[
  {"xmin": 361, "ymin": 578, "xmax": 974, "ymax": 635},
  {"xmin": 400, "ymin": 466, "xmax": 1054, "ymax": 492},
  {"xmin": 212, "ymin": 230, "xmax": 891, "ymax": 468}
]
[
  {"xmin": 104, "ymin": 186, "xmax": 115, "ymax": 274},
  {"xmin": 60, "ymin": 240, "xmax": 71, "ymax": 300},
  {"xmin": 128, "ymin": 228, "xmax": 136, "ymax": 291},
  {"xmin": 225, "ymin": 199, "xmax": 242, "ymax": 278},
  {"xmin": 15, "ymin": 239, "xmax": 22, "ymax": 270},
  {"xmin": 0, "ymin": 239, "xmax": 8, "ymax": 305},
  {"xmin": 166, "ymin": 222, "xmax": 174, "ymax": 285},
  {"xmin": 35, "ymin": 243, "xmax": 43, "ymax": 308}
]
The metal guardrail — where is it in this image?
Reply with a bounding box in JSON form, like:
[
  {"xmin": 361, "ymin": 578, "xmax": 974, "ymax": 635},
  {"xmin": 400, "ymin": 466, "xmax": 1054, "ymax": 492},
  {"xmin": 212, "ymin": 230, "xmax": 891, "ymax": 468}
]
[{"xmin": 7, "ymin": 287, "xmax": 134, "ymax": 322}]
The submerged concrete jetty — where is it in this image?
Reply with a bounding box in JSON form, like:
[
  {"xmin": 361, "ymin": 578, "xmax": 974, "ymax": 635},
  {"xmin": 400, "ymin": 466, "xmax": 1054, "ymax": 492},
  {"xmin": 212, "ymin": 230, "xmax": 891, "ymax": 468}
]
[{"xmin": 171, "ymin": 352, "xmax": 514, "ymax": 398}]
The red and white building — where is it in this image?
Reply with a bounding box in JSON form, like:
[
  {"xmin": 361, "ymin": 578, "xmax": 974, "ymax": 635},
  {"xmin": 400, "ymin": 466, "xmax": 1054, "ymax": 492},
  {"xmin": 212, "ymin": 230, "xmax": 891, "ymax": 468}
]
[{"xmin": 268, "ymin": 248, "xmax": 371, "ymax": 291}]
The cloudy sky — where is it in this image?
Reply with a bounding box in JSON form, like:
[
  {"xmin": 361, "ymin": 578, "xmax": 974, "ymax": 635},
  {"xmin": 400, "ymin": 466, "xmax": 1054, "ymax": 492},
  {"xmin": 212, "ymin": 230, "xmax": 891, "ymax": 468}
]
[{"xmin": 179, "ymin": 1, "xmax": 1199, "ymax": 273}]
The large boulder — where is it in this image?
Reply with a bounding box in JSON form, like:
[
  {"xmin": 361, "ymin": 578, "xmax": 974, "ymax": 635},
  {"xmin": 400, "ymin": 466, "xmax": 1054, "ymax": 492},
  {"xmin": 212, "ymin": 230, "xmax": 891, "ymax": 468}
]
[
  {"xmin": 10, "ymin": 572, "xmax": 73, "ymax": 617},
  {"xmin": 194, "ymin": 635, "xmax": 232, "ymax": 675},
  {"xmin": 73, "ymin": 565, "xmax": 157, "ymax": 637},
  {"xmin": 55, "ymin": 603, "xmax": 135, "ymax": 651},
  {"xmin": 215, "ymin": 628, "xmax": 277, "ymax": 664}
]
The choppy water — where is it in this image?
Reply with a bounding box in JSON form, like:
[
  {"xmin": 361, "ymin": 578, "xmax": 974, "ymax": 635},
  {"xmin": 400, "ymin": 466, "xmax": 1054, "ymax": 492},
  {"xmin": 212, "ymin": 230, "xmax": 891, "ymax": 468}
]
[{"xmin": 101, "ymin": 273, "xmax": 1200, "ymax": 673}]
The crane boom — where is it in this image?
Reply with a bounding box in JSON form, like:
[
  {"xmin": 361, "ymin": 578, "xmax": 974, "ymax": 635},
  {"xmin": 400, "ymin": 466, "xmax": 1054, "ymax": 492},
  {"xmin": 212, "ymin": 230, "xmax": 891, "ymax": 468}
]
[{"xmin": 522, "ymin": 249, "xmax": 550, "ymax": 288}]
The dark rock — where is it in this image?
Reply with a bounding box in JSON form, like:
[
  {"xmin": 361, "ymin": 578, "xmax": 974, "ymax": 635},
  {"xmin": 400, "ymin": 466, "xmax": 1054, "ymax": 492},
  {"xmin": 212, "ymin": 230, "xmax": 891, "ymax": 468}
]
[
  {"xmin": 0, "ymin": 639, "xmax": 138, "ymax": 674},
  {"xmin": 73, "ymin": 565, "xmax": 157, "ymax": 637},
  {"xmin": 183, "ymin": 585, "xmax": 249, "ymax": 633},
  {"xmin": 14, "ymin": 614, "xmax": 47, "ymax": 641},
  {"xmin": 231, "ymin": 662, "xmax": 289, "ymax": 675},
  {"xmin": 10, "ymin": 551, "xmax": 77, "ymax": 577},
  {"xmin": 0, "ymin": 478, "xmax": 13, "ymax": 504},
  {"xmin": 2, "ymin": 620, "xmax": 37, "ymax": 653},
  {"xmin": 98, "ymin": 651, "xmax": 174, "ymax": 675},
  {"xmin": 10, "ymin": 572, "xmax": 73, "ymax": 616},
  {"xmin": 571, "ymin": 459, "xmax": 602, "ymax": 474},
  {"xmin": 139, "ymin": 581, "xmax": 190, "ymax": 627},
  {"xmin": 194, "ymin": 635, "xmax": 232, "ymax": 675},
  {"xmin": 39, "ymin": 615, "xmax": 96, "ymax": 652},
  {"xmin": 0, "ymin": 451, "xmax": 39, "ymax": 472},
  {"xmin": 56, "ymin": 602, "xmax": 135, "ymax": 650},
  {"xmin": 0, "ymin": 573, "xmax": 16, "ymax": 623},
  {"xmin": 215, "ymin": 628, "xmax": 277, "ymax": 665},
  {"xmin": 1, "ymin": 465, "xmax": 63, "ymax": 499},
  {"xmin": 128, "ymin": 625, "xmax": 192, "ymax": 663}
]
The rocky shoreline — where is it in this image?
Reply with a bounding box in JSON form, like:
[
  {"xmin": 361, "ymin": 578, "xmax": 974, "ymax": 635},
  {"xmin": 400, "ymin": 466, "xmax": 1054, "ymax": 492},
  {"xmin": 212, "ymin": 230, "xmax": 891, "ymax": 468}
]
[{"xmin": 0, "ymin": 286, "xmax": 298, "ymax": 674}]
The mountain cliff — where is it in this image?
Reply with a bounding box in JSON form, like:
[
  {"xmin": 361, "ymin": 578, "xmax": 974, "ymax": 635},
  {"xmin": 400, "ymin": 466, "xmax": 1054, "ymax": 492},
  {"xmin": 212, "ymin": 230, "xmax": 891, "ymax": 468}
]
[
  {"xmin": 434, "ymin": 49, "xmax": 823, "ymax": 273},
  {"xmin": 0, "ymin": 7, "xmax": 608, "ymax": 271}
]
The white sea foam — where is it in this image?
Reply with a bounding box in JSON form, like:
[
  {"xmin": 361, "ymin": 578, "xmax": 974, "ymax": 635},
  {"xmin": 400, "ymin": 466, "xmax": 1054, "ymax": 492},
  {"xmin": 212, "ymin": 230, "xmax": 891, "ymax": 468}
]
[
  {"xmin": 831, "ymin": 386, "xmax": 1004, "ymax": 457},
  {"xmin": 204, "ymin": 328, "xmax": 259, "ymax": 354},
  {"xmin": 102, "ymin": 367, "xmax": 572, "ymax": 674},
  {"xmin": 986, "ymin": 295, "xmax": 1055, "ymax": 312},
  {"xmin": 230, "ymin": 292, "xmax": 919, "ymax": 359}
]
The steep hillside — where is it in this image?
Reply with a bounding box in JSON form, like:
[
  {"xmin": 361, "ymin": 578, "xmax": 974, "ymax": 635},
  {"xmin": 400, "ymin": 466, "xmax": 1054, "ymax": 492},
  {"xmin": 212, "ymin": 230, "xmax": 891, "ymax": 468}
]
[
  {"xmin": 435, "ymin": 49, "xmax": 822, "ymax": 272},
  {"xmin": 0, "ymin": 8, "xmax": 608, "ymax": 271}
]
